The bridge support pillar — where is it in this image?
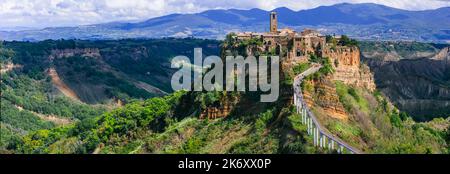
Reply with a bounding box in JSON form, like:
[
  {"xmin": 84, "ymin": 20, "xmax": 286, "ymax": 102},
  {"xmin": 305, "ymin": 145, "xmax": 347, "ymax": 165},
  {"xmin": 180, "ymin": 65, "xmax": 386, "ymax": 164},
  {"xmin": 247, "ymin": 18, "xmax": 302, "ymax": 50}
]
[
  {"xmin": 315, "ymin": 127, "xmax": 319, "ymax": 147},
  {"xmin": 302, "ymin": 109, "xmax": 306, "ymax": 124},
  {"xmin": 339, "ymin": 146, "xmax": 344, "ymax": 154},
  {"xmin": 313, "ymin": 127, "xmax": 317, "ymax": 146},
  {"xmin": 300, "ymin": 108, "xmax": 303, "ymax": 123},
  {"xmin": 306, "ymin": 117, "xmax": 310, "ymax": 134},
  {"xmin": 303, "ymin": 112, "xmax": 308, "ymax": 124},
  {"xmin": 312, "ymin": 127, "xmax": 315, "ymax": 145},
  {"xmin": 331, "ymin": 140, "xmax": 334, "ymax": 150},
  {"xmin": 320, "ymin": 135, "xmax": 324, "ymax": 148},
  {"xmin": 303, "ymin": 109, "xmax": 306, "ymax": 123},
  {"xmin": 294, "ymin": 94, "xmax": 296, "ymax": 105},
  {"xmin": 328, "ymin": 139, "xmax": 332, "ymax": 150},
  {"xmin": 306, "ymin": 117, "xmax": 311, "ymax": 135},
  {"xmin": 319, "ymin": 134, "xmax": 322, "ymax": 148}
]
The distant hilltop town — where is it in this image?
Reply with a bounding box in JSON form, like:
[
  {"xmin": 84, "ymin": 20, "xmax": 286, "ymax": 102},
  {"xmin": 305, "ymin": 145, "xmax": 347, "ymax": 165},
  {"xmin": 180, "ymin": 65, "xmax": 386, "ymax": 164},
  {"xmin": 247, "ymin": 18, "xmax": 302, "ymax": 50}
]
[
  {"xmin": 234, "ymin": 12, "xmax": 340, "ymax": 60},
  {"xmin": 231, "ymin": 12, "xmax": 375, "ymax": 92},
  {"xmin": 234, "ymin": 11, "xmax": 346, "ymax": 62}
]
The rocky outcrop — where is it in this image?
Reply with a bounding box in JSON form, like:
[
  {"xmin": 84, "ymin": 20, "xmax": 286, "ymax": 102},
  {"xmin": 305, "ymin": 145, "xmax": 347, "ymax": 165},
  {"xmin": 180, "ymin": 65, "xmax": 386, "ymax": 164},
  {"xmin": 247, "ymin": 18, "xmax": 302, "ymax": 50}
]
[
  {"xmin": 303, "ymin": 76, "xmax": 348, "ymax": 120},
  {"xmin": 0, "ymin": 62, "xmax": 22, "ymax": 74},
  {"xmin": 49, "ymin": 48, "xmax": 100, "ymax": 59},
  {"xmin": 200, "ymin": 104, "xmax": 233, "ymax": 119},
  {"xmin": 200, "ymin": 96, "xmax": 236, "ymax": 119},
  {"xmin": 324, "ymin": 46, "xmax": 376, "ymax": 92},
  {"xmin": 365, "ymin": 47, "xmax": 450, "ymax": 121},
  {"xmin": 432, "ymin": 47, "xmax": 450, "ymax": 62}
]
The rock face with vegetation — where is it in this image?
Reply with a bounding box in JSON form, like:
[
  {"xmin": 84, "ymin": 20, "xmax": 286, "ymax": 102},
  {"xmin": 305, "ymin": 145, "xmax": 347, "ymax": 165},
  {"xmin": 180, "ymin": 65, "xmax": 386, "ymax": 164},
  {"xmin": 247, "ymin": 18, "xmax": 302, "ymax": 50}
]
[
  {"xmin": 303, "ymin": 76, "xmax": 348, "ymax": 120},
  {"xmin": 360, "ymin": 41, "xmax": 450, "ymax": 121},
  {"xmin": 324, "ymin": 46, "xmax": 376, "ymax": 92},
  {"xmin": 299, "ymin": 43, "xmax": 449, "ymax": 153}
]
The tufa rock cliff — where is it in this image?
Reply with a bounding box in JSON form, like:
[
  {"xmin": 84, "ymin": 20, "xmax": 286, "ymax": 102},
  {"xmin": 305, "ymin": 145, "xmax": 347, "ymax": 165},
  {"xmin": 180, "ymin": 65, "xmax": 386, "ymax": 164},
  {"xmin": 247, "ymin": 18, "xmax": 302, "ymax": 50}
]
[
  {"xmin": 324, "ymin": 46, "xmax": 376, "ymax": 92},
  {"xmin": 303, "ymin": 76, "xmax": 348, "ymax": 120}
]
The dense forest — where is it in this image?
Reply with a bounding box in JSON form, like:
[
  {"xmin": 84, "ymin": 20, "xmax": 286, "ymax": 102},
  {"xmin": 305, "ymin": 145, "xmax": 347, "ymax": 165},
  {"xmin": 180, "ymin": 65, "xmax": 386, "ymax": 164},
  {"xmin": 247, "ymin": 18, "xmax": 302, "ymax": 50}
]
[{"xmin": 0, "ymin": 38, "xmax": 220, "ymax": 153}]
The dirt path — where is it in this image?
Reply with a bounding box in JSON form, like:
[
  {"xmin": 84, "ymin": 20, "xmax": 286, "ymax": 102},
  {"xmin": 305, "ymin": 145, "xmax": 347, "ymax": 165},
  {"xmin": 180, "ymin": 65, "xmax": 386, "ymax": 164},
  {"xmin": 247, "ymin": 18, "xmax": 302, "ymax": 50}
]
[
  {"xmin": 14, "ymin": 105, "xmax": 73, "ymax": 125},
  {"xmin": 48, "ymin": 68, "xmax": 81, "ymax": 101}
]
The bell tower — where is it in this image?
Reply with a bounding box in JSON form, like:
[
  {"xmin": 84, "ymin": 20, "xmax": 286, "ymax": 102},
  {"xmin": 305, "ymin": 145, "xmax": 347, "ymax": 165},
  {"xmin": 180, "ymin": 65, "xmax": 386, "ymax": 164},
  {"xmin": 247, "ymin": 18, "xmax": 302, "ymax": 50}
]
[{"xmin": 270, "ymin": 12, "xmax": 278, "ymax": 33}]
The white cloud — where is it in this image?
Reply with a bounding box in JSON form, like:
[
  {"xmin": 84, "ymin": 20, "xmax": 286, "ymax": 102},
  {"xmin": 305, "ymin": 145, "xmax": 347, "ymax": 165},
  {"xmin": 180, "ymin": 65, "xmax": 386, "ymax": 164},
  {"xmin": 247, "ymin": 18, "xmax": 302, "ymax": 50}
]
[{"xmin": 0, "ymin": 0, "xmax": 449, "ymax": 29}]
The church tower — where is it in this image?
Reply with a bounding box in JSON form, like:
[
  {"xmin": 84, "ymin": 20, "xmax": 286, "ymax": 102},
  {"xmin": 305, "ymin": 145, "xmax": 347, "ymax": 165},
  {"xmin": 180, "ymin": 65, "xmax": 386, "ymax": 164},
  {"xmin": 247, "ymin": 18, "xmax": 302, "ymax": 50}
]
[{"xmin": 270, "ymin": 12, "xmax": 278, "ymax": 33}]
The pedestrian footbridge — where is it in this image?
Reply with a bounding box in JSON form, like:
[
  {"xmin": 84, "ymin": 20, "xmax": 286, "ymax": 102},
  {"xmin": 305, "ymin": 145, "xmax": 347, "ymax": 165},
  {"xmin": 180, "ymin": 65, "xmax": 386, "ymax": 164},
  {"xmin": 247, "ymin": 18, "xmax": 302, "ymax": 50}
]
[{"xmin": 293, "ymin": 63, "xmax": 362, "ymax": 154}]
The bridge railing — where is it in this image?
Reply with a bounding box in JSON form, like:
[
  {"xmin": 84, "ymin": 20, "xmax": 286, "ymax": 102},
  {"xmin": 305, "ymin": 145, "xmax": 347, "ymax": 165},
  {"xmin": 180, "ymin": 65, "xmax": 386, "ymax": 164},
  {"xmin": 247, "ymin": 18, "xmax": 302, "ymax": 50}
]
[{"xmin": 293, "ymin": 65, "xmax": 362, "ymax": 154}]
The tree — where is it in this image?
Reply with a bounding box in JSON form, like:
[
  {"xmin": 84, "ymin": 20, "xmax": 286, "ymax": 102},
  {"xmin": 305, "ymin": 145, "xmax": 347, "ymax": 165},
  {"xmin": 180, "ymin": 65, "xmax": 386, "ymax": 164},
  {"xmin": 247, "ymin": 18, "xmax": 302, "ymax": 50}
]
[
  {"xmin": 339, "ymin": 35, "xmax": 358, "ymax": 46},
  {"xmin": 390, "ymin": 111, "xmax": 402, "ymax": 128},
  {"xmin": 399, "ymin": 112, "xmax": 410, "ymax": 121},
  {"xmin": 318, "ymin": 57, "xmax": 334, "ymax": 75}
]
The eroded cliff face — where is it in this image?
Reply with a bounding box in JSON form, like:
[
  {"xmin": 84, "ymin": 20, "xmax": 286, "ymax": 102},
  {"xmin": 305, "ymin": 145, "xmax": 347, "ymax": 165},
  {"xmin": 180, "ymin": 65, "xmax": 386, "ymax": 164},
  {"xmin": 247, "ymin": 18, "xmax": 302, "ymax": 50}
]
[
  {"xmin": 298, "ymin": 45, "xmax": 378, "ymax": 121},
  {"xmin": 363, "ymin": 45, "xmax": 450, "ymax": 121},
  {"xmin": 432, "ymin": 47, "xmax": 450, "ymax": 61},
  {"xmin": 49, "ymin": 48, "xmax": 101, "ymax": 59},
  {"xmin": 366, "ymin": 57, "xmax": 450, "ymax": 121},
  {"xmin": 324, "ymin": 46, "xmax": 376, "ymax": 92},
  {"xmin": 303, "ymin": 76, "xmax": 348, "ymax": 120},
  {"xmin": 200, "ymin": 95, "xmax": 237, "ymax": 119}
]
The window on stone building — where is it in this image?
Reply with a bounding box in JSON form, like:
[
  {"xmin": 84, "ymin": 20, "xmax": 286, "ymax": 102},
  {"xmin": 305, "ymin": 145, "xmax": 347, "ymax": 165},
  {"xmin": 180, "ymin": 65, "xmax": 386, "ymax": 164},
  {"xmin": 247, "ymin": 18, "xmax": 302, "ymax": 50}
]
[{"xmin": 296, "ymin": 50, "xmax": 302, "ymax": 57}]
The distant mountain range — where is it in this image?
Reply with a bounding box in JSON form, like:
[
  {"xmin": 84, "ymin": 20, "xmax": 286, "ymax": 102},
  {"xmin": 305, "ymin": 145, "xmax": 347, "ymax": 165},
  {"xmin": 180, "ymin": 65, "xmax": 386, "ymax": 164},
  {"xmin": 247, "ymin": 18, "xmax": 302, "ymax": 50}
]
[{"xmin": 1, "ymin": 3, "xmax": 450, "ymax": 42}]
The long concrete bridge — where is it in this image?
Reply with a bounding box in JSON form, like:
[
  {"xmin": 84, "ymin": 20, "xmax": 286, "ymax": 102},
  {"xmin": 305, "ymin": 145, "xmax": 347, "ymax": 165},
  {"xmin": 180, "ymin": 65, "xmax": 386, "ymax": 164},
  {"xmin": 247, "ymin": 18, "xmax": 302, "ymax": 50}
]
[{"xmin": 293, "ymin": 63, "xmax": 362, "ymax": 154}]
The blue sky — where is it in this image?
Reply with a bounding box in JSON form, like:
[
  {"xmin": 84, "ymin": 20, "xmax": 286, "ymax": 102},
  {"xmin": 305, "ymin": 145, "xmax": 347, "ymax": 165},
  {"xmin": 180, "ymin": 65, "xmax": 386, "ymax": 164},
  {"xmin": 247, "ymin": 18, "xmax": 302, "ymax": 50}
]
[{"xmin": 1, "ymin": 0, "xmax": 449, "ymax": 29}]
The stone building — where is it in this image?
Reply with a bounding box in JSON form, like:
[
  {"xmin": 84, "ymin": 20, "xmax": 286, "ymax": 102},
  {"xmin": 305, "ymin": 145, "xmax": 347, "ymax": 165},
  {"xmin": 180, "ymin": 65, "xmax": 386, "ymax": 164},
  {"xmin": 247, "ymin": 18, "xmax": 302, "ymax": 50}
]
[
  {"xmin": 235, "ymin": 12, "xmax": 326, "ymax": 62},
  {"xmin": 270, "ymin": 12, "xmax": 278, "ymax": 33}
]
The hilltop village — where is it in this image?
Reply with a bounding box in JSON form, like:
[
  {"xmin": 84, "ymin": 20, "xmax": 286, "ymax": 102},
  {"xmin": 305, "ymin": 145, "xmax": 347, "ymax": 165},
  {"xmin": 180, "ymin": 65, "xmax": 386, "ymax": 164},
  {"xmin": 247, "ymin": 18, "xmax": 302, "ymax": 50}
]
[
  {"xmin": 201, "ymin": 12, "xmax": 376, "ymax": 119},
  {"xmin": 232, "ymin": 12, "xmax": 375, "ymax": 90}
]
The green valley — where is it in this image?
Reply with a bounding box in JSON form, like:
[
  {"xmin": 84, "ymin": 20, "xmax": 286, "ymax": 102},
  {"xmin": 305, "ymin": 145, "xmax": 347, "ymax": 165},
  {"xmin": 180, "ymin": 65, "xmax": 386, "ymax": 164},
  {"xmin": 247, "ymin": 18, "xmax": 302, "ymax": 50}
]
[{"xmin": 1, "ymin": 37, "xmax": 449, "ymax": 154}]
